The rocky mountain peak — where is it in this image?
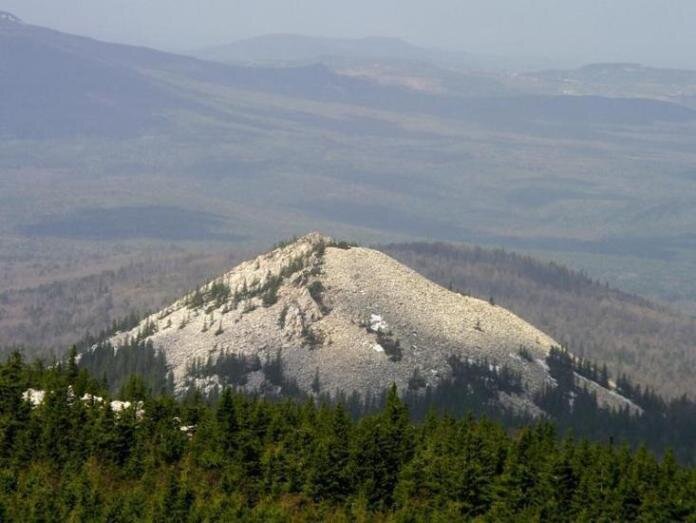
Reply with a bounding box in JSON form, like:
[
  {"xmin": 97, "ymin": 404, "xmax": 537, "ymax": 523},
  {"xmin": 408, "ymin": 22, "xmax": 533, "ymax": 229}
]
[{"xmin": 105, "ymin": 233, "xmax": 638, "ymax": 416}]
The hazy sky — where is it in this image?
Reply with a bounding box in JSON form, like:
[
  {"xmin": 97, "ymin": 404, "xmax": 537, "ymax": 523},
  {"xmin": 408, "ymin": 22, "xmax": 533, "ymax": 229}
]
[{"xmin": 4, "ymin": 0, "xmax": 696, "ymax": 68}]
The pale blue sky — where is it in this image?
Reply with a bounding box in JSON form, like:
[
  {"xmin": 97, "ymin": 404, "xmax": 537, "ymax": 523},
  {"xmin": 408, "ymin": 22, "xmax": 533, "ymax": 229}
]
[{"xmin": 3, "ymin": 0, "xmax": 696, "ymax": 68}]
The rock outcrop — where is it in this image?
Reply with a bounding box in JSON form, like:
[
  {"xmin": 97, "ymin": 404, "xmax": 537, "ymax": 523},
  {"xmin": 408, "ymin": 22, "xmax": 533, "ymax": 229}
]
[{"xmin": 107, "ymin": 233, "xmax": 636, "ymax": 415}]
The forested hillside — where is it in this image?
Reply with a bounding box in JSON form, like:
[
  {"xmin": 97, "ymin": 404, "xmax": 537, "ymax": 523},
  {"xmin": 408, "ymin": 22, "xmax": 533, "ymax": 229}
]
[
  {"xmin": 0, "ymin": 248, "xmax": 244, "ymax": 352},
  {"xmin": 1, "ymin": 353, "xmax": 694, "ymax": 521},
  {"xmin": 383, "ymin": 242, "xmax": 696, "ymax": 398}
]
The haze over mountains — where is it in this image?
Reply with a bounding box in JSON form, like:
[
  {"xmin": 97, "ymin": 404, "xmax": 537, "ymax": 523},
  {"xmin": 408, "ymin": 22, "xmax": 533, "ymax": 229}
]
[
  {"xmin": 195, "ymin": 33, "xmax": 696, "ymax": 103},
  {"xmin": 1, "ymin": 13, "xmax": 696, "ymax": 400},
  {"xmin": 196, "ymin": 34, "xmax": 454, "ymax": 66},
  {"xmin": 3, "ymin": 14, "xmax": 695, "ymax": 139},
  {"xmin": 2, "ymin": 6, "xmax": 696, "ymax": 518}
]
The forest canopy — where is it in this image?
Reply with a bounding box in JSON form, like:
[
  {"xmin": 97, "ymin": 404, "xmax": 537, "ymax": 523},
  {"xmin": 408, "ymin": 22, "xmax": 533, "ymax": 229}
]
[{"xmin": 0, "ymin": 352, "xmax": 695, "ymax": 521}]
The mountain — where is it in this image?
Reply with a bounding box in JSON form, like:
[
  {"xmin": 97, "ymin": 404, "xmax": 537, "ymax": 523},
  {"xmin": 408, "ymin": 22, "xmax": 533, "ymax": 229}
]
[
  {"xmin": 100, "ymin": 234, "xmax": 635, "ymax": 416},
  {"xmin": 5, "ymin": 236, "xmax": 694, "ymax": 400},
  {"xmin": 195, "ymin": 34, "xmax": 450, "ymax": 66},
  {"xmin": 3, "ymin": 18, "xmax": 694, "ymax": 140},
  {"xmin": 4, "ymin": 16, "xmax": 696, "ymax": 374},
  {"xmin": 0, "ymin": 13, "xmax": 201, "ymax": 137},
  {"xmin": 193, "ymin": 33, "xmax": 556, "ymax": 72}
]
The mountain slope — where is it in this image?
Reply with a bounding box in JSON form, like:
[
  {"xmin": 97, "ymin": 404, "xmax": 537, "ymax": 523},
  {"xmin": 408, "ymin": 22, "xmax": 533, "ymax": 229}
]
[
  {"xmin": 383, "ymin": 242, "xmax": 696, "ymax": 398},
  {"xmin": 0, "ymin": 14, "xmax": 201, "ymax": 137},
  {"xmin": 105, "ymin": 234, "xmax": 635, "ymax": 416}
]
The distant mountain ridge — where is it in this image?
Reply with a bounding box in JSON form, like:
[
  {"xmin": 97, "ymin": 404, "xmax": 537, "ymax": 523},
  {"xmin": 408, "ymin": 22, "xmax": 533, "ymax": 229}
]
[
  {"xmin": 2, "ymin": 19, "xmax": 695, "ymax": 138},
  {"xmin": 194, "ymin": 33, "xmax": 459, "ymax": 66}
]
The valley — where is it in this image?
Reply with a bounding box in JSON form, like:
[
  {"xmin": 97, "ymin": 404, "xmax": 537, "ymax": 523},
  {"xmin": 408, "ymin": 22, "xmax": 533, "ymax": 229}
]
[
  {"xmin": 2, "ymin": 16, "xmax": 696, "ymax": 319},
  {"xmin": 1, "ymin": 6, "xmax": 696, "ymax": 519}
]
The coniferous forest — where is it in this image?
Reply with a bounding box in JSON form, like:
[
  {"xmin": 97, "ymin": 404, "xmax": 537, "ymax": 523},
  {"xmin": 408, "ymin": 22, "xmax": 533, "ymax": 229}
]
[{"xmin": 1, "ymin": 351, "xmax": 695, "ymax": 521}]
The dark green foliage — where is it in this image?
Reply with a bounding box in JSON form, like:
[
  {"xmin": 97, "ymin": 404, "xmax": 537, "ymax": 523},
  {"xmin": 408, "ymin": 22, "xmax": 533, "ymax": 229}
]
[
  {"xmin": 301, "ymin": 325, "xmax": 323, "ymax": 349},
  {"xmin": 328, "ymin": 240, "xmax": 357, "ymax": 250},
  {"xmin": 136, "ymin": 318, "xmax": 158, "ymax": 340},
  {"xmin": 191, "ymin": 251, "xmax": 317, "ymax": 312},
  {"xmin": 261, "ymin": 351, "xmax": 302, "ymax": 396},
  {"xmin": 518, "ymin": 346, "xmax": 534, "ymax": 362},
  {"xmin": 307, "ymin": 280, "xmax": 330, "ymax": 314},
  {"xmin": 186, "ymin": 288, "xmax": 205, "ymax": 309},
  {"xmin": 573, "ymin": 355, "xmax": 610, "ymax": 387},
  {"xmin": 401, "ymin": 355, "xmax": 524, "ymax": 425},
  {"xmin": 186, "ymin": 282, "xmax": 233, "ymax": 310},
  {"xmin": 0, "ymin": 353, "xmax": 695, "ymax": 520},
  {"xmin": 261, "ymin": 351, "xmax": 283, "ymax": 386},
  {"xmin": 279, "ymin": 257, "xmax": 307, "ymax": 279},
  {"xmin": 261, "ymin": 277, "xmax": 281, "ymax": 307},
  {"xmin": 272, "ymin": 236, "xmax": 299, "ymax": 250},
  {"xmin": 407, "ymin": 368, "xmax": 427, "ymax": 390},
  {"xmin": 74, "ymin": 310, "xmax": 146, "ymax": 353},
  {"xmin": 78, "ymin": 340, "xmax": 173, "ymax": 395},
  {"xmin": 186, "ymin": 351, "xmax": 261, "ymax": 388},
  {"xmin": 376, "ymin": 331, "xmax": 403, "ymax": 362},
  {"xmin": 119, "ymin": 374, "xmax": 150, "ymax": 401},
  {"xmin": 534, "ymin": 347, "xmax": 696, "ymax": 465},
  {"xmin": 311, "ymin": 368, "xmax": 321, "ymax": 394},
  {"xmin": 208, "ymin": 281, "xmax": 232, "ymax": 307},
  {"xmin": 73, "ymin": 331, "xmax": 696, "ymax": 468}
]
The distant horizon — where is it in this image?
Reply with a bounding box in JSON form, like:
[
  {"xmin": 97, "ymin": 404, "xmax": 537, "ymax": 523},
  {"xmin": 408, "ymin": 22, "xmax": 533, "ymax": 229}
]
[
  {"xmin": 196, "ymin": 33, "xmax": 696, "ymax": 73},
  {"xmin": 5, "ymin": 14, "xmax": 696, "ymax": 73},
  {"xmin": 4, "ymin": 0, "xmax": 696, "ymax": 70}
]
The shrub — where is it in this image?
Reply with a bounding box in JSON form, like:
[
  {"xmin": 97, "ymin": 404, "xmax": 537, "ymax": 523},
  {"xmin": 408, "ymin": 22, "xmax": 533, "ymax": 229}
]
[
  {"xmin": 307, "ymin": 281, "xmax": 330, "ymax": 314},
  {"xmin": 262, "ymin": 277, "xmax": 281, "ymax": 307},
  {"xmin": 377, "ymin": 331, "xmax": 402, "ymax": 362},
  {"xmin": 518, "ymin": 347, "xmax": 534, "ymax": 362}
]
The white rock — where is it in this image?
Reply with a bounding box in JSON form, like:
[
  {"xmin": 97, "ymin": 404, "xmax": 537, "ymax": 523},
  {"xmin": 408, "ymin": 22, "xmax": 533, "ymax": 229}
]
[
  {"xmin": 369, "ymin": 314, "xmax": 389, "ymax": 333},
  {"xmin": 110, "ymin": 400, "xmax": 131, "ymax": 412},
  {"xmin": 22, "ymin": 389, "xmax": 45, "ymax": 406}
]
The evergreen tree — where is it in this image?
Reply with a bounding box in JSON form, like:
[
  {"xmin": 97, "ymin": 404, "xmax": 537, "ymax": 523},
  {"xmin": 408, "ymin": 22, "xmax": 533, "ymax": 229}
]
[{"xmin": 0, "ymin": 352, "xmax": 694, "ymax": 520}]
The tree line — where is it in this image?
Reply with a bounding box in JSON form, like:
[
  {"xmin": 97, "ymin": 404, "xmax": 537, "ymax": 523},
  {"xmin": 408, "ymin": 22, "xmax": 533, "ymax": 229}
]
[{"xmin": 0, "ymin": 351, "xmax": 695, "ymax": 521}]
